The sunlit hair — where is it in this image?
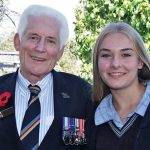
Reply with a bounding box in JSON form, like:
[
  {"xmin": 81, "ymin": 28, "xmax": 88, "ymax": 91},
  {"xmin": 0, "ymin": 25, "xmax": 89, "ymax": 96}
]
[
  {"xmin": 93, "ymin": 22, "xmax": 150, "ymax": 102},
  {"xmin": 17, "ymin": 4, "xmax": 69, "ymax": 49}
]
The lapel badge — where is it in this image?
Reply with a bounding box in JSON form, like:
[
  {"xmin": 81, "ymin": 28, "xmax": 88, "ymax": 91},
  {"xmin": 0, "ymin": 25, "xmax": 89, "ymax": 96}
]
[
  {"xmin": 61, "ymin": 92, "xmax": 70, "ymax": 99},
  {"xmin": 0, "ymin": 107, "xmax": 14, "ymax": 118},
  {"xmin": 62, "ymin": 117, "xmax": 87, "ymax": 145}
]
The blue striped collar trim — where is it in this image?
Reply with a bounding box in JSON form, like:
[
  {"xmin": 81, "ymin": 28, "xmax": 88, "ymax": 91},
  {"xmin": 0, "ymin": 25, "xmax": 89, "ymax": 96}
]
[{"xmin": 108, "ymin": 113, "xmax": 139, "ymax": 138}]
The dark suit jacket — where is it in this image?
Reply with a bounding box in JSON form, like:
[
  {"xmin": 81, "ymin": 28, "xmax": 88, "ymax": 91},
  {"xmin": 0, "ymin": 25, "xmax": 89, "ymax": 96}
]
[
  {"xmin": 0, "ymin": 70, "xmax": 93, "ymax": 150},
  {"xmin": 89, "ymin": 103, "xmax": 150, "ymax": 150}
]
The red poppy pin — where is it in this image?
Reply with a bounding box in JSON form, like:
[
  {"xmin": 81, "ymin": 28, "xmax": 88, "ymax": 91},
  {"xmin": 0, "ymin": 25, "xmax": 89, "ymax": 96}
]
[{"xmin": 0, "ymin": 92, "xmax": 11, "ymax": 107}]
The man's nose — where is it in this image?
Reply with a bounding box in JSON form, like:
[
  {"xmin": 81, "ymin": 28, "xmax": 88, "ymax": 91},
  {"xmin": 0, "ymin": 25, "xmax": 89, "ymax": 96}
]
[{"xmin": 36, "ymin": 39, "xmax": 46, "ymax": 52}]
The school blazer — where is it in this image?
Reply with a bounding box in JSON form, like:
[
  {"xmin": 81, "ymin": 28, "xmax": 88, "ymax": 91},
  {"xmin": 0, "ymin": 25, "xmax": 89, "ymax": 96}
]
[
  {"xmin": 0, "ymin": 70, "xmax": 93, "ymax": 150},
  {"xmin": 89, "ymin": 103, "xmax": 150, "ymax": 150}
]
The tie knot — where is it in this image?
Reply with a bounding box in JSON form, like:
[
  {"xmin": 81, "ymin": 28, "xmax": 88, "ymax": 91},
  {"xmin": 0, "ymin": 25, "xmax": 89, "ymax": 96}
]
[{"xmin": 28, "ymin": 85, "xmax": 41, "ymax": 96}]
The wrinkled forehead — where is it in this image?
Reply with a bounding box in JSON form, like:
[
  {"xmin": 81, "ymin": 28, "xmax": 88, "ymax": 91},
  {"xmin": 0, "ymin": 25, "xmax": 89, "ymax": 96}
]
[
  {"xmin": 27, "ymin": 15, "xmax": 61, "ymax": 28},
  {"xmin": 23, "ymin": 15, "xmax": 61, "ymax": 38}
]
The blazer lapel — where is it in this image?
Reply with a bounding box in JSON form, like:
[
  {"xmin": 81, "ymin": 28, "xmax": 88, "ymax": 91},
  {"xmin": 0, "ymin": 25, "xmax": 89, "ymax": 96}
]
[
  {"xmin": 53, "ymin": 70, "xmax": 71, "ymax": 117},
  {"xmin": 39, "ymin": 70, "xmax": 71, "ymax": 149},
  {"xmin": 0, "ymin": 70, "xmax": 23, "ymax": 149}
]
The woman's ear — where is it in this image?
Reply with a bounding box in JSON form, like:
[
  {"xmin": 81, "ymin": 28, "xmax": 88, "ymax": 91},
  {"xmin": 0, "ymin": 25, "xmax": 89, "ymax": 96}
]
[
  {"xmin": 138, "ymin": 59, "xmax": 144, "ymax": 69},
  {"xmin": 14, "ymin": 33, "xmax": 21, "ymax": 52}
]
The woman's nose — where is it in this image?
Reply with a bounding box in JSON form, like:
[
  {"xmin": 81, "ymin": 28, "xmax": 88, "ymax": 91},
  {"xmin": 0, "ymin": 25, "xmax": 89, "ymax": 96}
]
[{"xmin": 111, "ymin": 56, "xmax": 121, "ymax": 68}]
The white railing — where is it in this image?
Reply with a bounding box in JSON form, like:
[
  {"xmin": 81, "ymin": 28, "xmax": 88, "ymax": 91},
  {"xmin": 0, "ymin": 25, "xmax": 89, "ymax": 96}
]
[
  {"xmin": 0, "ymin": 51, "xmax": 20, "ymax": 73},
  {"xmin": 0, "ymin": 51, "xmax": 19, "ymax": 64}
]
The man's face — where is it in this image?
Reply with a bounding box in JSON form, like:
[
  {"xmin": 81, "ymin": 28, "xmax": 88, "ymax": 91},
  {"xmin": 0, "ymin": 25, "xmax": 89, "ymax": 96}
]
[{"xmin": 14, "ymin": 16, "xmax": 64, "ymax": 83}]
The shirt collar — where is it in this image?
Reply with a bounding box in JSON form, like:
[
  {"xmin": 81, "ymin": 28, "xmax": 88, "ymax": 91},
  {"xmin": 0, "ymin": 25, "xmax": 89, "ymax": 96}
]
[
  {"xmin": 95, "ymin": 94, "xmax": 113, "ymax": 126},
  {"xmin": 17, "ymin": 69, "xmax": 53, "ymax": 92},
  {"xmin": 95, "ymin": 81, "xmax": 150, "ymax": 126}
]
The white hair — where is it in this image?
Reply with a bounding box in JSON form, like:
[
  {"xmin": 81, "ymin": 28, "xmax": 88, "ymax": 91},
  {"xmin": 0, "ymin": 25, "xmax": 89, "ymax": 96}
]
[{"xmin": 17, "ymin": 4, "xmax": 69, "ymax": 49}]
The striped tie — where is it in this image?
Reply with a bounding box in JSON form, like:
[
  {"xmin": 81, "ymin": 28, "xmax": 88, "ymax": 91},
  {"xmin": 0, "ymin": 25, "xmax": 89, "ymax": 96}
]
[{"xmin": 20, "ymin": 85, "xmax": 41, "ymax": 150}]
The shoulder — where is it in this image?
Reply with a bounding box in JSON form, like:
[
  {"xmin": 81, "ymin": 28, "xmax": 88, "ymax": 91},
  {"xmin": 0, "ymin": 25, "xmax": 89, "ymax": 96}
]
[
  {"xmin": 54, "ymin": 70, "xmax": 91, "ymax": 86},
  {"xmin": 0, "ymin": 72, "xmax": 17, "ymax": 86},
  {"xmin": 0, "ymin": 72, "xmax": 14, "ymax": 81},
  {"xmin": 60, "ymin": 72, "xmax": 87, "ymax": 81},
  {"xmin": 53, "ymin": 70, "xmax": 92, "ymax": 94}
]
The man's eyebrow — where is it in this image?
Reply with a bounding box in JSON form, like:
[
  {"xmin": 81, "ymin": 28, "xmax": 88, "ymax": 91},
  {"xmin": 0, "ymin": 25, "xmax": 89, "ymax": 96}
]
[
  {"xmin": 27, "ymin": 33, "xmax": 57, "ymax": 41},
  {"xmin": 47, "ymin": 36, "xmax": 57, "ymax": 40},
  {"xmin": 28, "ymin": 33, "xmax": 39, "ymax": 36}
]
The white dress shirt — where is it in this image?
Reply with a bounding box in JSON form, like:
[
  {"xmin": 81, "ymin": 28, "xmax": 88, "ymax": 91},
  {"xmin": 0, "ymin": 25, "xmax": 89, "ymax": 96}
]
[{"xmin": 15, "ymin": 70, "xmax": 54, "ymax": 144}]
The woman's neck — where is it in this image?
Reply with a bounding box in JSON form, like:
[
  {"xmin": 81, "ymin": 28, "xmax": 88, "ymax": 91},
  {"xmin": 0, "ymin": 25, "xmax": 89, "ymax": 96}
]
[{"xmin": 111, "ymin": 83, "xmax": 145, "ymax": 122}]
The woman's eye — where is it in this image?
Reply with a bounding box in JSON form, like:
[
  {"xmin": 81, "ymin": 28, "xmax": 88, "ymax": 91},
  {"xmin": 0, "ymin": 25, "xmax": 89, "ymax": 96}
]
[
  {"xmin": 122, "ymin": 53, "xmax": 131, "ymax": 57},
  {"xmin": 100, "ymin": 54, "xmax": 111, "ymax": 57}
]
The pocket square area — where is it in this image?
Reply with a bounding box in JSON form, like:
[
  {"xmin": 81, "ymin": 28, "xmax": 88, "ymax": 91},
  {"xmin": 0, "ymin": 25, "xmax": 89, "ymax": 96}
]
[{"xmin": 0, "ymin": 107, "xmax": 14, "ymax": 118}]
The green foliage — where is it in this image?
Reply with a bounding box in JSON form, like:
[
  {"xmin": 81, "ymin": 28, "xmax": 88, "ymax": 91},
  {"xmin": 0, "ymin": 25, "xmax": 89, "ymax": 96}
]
[
  {"xmin": 0, "ymin": 32, "xmax": 15, "ymax": 51},
  {"xmin": 74, "ymin": 0, "xmax": 150, "ymax": 82},
  {"xmin": 55, "ymin": 40, "xmax": 82, "ymax": 76}
]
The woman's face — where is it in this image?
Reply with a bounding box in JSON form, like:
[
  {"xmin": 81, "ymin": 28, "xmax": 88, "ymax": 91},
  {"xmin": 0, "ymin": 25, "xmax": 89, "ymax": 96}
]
[{"xmin": 98, "ymin": 33, "xmax": 143, "ymax": 91}]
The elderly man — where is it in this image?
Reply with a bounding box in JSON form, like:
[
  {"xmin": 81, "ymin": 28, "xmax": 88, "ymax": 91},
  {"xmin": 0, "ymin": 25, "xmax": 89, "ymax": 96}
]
[{"xmin": 0, "ymin": 4, "xmax": 92, "ymax": 150}]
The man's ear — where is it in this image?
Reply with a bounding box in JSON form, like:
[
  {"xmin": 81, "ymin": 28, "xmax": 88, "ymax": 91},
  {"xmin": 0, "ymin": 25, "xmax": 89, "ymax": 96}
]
[
  {"xmin": 57, "ymin": 46, "xmax": 65, "ymax": 61},
  {"xmin": 14, "ymin": 33, "xmax": 21, "ymax": 52}
]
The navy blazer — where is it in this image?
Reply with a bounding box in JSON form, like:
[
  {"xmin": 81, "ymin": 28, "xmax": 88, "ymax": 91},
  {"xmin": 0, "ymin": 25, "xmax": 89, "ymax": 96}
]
[
  {"xmin": 89, "ymin": 102, "xmax": 150, "ymax": 150},
  {"xmin": 0, "ymin": 70, "xmax": 93, "ymax": 150}
]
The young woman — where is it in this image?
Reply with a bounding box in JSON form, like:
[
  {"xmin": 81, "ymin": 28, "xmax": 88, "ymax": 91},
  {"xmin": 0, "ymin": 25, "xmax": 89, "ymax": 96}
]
[{"xmin": 90, "ymin": 22, "xmax": 150, "ymax": 150}]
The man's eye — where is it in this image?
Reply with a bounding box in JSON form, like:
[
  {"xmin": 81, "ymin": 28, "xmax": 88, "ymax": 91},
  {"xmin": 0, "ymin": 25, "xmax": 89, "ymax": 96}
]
[
  {"xmin": 47, "ymin": 39, "xmax": 56, "ymax": 44},
  {"xmin": 30, "ymin": 36, "xmax": 38, "ymax": 40},
  {"xmin": 27, "ymin": 34, "xmax": 39, "ymax": 41},
  {"xmin": 48, "ymin": 40, "xmax": 54, "ymax": 43}
]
